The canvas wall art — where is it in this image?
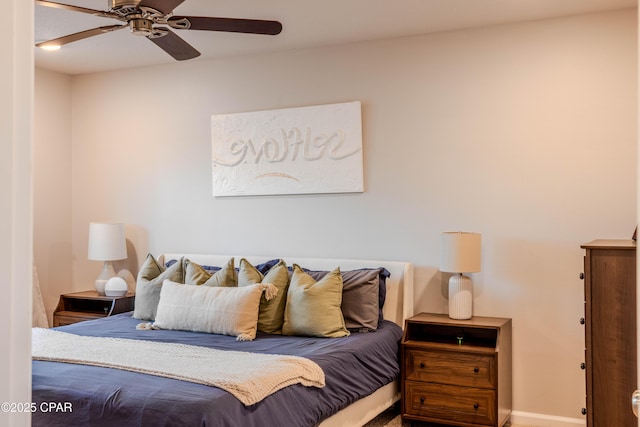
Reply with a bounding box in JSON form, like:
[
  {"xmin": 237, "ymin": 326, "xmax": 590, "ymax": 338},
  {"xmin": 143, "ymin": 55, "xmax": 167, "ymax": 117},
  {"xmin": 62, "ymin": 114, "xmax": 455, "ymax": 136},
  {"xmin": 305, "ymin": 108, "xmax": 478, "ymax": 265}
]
[{"xmin": 211, "ymin": 101, "xmax": 363, "ymax": 197}]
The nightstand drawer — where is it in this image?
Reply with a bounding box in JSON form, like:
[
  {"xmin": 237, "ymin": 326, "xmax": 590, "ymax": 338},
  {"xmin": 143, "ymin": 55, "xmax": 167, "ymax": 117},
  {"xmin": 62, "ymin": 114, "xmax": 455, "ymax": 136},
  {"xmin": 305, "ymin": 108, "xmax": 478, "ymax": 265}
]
[
  {"xmin": 405, "ymin": 381, "xmax": 496, "ymax": 426},
  {"xmin": 405, "ymin": 348, "xmax": 496, "ymax": 389},
  {"xmin": 54, "ymin": 311, "xmax": 104, "ymax": 326}
]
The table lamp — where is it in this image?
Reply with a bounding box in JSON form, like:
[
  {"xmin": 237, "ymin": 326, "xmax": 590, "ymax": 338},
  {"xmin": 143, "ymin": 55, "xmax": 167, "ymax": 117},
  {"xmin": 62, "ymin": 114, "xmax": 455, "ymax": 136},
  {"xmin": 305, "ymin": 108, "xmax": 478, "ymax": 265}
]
[
  {"xmin": 88, "ymin": 222, "xmax": 127, "ymax": 295},
  {"xmin": 440, "ymin": 231, "xmax": 481, "ymax": 320}
]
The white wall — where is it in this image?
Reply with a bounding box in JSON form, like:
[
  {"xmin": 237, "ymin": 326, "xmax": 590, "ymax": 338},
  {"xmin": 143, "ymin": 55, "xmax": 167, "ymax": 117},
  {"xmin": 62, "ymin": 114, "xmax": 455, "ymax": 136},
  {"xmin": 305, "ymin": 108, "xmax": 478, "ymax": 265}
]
[
  {"xmin": 34, "ymin": 8, "xmax": 637, "ymax": 423},
  {"xmin": 34, "ymin": 68, "xmax": 73, "ymax": 326}
]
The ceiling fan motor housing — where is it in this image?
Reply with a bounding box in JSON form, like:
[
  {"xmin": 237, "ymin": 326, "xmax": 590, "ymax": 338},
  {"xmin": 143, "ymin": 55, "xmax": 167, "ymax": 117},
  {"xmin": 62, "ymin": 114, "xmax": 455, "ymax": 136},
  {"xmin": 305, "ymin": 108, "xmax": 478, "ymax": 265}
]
[{"xmin": 129, "ymin": 16, "xmax": 154, "ymax": 36}]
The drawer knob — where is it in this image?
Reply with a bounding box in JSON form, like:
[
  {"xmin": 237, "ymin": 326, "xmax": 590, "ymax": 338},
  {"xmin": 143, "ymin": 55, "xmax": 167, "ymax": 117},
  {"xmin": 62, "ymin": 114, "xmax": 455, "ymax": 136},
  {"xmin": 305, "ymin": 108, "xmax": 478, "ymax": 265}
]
[
  {"xmin": 474, "ymin": 403, "xmax": 479, "ymax": 410},
  {"xmin": 579, "ymin": 317, "xmax": 585, "ymax": 325},
  {"xmin": 419, "ymin": 362, "xmax": 425, "ymax": 369},
  {"xmin": 420, "ymin": 397, "xmax": 425, "ymax": 404},
  {"xmin": 580, "ymin": 363, "xmax": 586, "ymax": 370},
  {"xmin": 473, "ymin": 367, "xmax": 479, "ymax": 373},
  {"xmin": 581, "ymin": 408, "xmax": 587, "ymax": 415},
  {"xmin": 579, "ymin": 272, "xmax": 584, "ymax": 280}
]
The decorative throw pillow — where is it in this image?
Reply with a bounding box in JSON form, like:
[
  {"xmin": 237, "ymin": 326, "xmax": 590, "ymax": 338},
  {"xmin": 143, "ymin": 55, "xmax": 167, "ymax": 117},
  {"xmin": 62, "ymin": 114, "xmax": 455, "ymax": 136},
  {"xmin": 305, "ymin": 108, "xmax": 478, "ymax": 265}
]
[
  {"xmin": 153, "ymin": 280, "xmax": 275, "ymax": 341},
  {"xmin": 282, "ymin": 265, "xmax": 349, "ymax": 338},
  {"xmin": 377, "ymin": 268, "xmax": 390, "ymax": 323},
  {"xmin": 339, "ymin": 269, "xmax": 381, "ymax": 331},
  {"xmin": 133, "ymin": 254, "xmax": 184, "ymax": 321},
  {"xmin": 184, "ymin": 258, "xmax": 237, "ymax": 287},
  {"xmin": 238, "ymin": 258, "xmax": 289, "ymax": 334},
  {"xmin": 304, "ymin": 267, "xmax": 390, "ymax": 330}
]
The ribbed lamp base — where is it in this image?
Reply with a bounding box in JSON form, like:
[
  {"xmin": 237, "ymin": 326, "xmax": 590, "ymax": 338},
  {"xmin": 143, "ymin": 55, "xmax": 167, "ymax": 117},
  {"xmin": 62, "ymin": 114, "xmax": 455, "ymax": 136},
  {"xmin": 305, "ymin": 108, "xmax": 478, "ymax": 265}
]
[{"xmin": 448, "ymin": 274, "xmax": 473, "ymax": 320}]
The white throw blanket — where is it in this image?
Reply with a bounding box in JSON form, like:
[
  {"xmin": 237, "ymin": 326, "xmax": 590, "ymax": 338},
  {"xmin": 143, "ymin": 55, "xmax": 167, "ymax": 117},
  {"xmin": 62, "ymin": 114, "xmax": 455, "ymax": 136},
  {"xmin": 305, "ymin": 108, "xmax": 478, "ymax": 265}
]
[{"xmin": 32, "ymin": 328, "xmax": 325, "ymax": 406}]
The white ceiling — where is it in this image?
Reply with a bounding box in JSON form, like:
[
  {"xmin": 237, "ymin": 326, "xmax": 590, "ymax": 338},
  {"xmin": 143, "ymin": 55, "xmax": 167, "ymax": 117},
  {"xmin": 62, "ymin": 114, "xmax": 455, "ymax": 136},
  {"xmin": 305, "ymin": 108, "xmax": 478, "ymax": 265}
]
[{"xmin": 35, "ymin": 0, "xmax": 637, "ymax": 75}]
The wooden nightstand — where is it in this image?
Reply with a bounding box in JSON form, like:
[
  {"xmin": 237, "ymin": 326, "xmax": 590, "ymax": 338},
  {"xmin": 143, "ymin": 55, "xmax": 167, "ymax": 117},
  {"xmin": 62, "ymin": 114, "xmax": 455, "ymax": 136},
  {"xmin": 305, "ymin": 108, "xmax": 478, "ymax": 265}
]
[
  {"xmin": 53, "ymin": 290, "xmax": 135, "ymax": 327},
  {"xmin": 401, "ymin": 313, "xmax": 512, "ymax": 427}
]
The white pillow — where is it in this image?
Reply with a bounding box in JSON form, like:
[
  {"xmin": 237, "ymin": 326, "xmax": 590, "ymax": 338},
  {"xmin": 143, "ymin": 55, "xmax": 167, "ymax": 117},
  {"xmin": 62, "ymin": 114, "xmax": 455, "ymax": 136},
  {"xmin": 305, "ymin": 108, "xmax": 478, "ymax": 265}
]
[{"xmin": 153, "ymin": 280, "xmax": 275, "ymax": 341}]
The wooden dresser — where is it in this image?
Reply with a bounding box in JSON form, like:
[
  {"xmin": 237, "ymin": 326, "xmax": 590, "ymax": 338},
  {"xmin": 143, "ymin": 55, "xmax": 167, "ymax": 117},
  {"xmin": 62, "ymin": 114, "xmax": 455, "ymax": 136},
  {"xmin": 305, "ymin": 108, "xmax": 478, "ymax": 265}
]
[
  {"xmin": 401, "ymin": 313, "xmax": 512, "ymax": 426},
  {"xmin": 581, "ymin": 239, "xmax": 636, "ymax": 426}
]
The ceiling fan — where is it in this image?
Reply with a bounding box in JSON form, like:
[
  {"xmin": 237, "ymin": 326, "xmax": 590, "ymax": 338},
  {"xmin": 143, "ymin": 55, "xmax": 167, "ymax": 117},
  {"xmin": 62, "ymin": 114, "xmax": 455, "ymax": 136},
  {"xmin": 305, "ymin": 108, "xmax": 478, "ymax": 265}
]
[{"xmin": 35, "ymin": 0, "xmax": 283, "ymax": 61}]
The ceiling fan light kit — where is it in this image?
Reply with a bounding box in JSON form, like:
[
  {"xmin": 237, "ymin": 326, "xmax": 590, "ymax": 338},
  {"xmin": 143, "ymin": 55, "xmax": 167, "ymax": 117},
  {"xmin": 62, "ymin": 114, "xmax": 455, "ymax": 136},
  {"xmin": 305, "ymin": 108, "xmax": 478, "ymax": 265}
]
[{"xmin": 36, "ymin": 0, "xmax": 283, "ymax": 61}]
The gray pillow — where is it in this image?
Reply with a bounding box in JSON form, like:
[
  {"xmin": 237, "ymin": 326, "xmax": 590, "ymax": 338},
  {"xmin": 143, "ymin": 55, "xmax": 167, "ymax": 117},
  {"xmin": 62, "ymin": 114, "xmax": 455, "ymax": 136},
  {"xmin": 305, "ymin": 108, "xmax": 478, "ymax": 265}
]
[
  {"xmin": 340, "ymin": 269, "xmax": 381, "ymax": 331},
  {"xmin": 133, "ymin": 254, "xmax": 184, "ymax": 321},
  {"xmin": 282, "ymin": 265, "xmax": 349, "ymax": 338}
]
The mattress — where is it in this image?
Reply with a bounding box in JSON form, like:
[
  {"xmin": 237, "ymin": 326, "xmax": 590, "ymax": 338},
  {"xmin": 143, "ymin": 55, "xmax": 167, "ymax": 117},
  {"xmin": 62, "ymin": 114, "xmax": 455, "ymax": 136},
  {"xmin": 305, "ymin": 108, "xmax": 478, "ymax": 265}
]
[{"xmin": 32, "ymin": 312, "xmax": 403, "ymax": 427}]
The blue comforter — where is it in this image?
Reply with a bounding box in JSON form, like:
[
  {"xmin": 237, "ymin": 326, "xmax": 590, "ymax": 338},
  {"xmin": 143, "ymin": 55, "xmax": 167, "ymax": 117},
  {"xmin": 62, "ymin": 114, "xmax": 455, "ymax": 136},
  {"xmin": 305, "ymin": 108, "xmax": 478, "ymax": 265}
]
[{"xmin": 32, "ymin": 313, "xmax": 402, "ymax": 427}]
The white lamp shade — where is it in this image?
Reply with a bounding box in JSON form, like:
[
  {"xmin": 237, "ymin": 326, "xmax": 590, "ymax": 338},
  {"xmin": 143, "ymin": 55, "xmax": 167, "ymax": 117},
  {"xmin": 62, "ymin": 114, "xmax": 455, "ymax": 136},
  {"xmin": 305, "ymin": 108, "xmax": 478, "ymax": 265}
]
[
  {"xmin": 440, "ymin": 232, "xmax": 481, "ymax": 273},
  {"xmin": 88, "ymin": 222, "xmax": 127, "ymax": 261}
]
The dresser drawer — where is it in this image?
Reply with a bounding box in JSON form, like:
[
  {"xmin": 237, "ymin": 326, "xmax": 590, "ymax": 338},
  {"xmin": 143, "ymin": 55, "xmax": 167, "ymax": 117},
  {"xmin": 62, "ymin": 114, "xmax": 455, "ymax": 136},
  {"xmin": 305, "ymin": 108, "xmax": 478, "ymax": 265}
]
[
  {"xmin": 405, "ymin": 381, "xmax": 497, "ymax": 426},
  {"xmin": 405, "ymin": 348, "xmax": 496, "ymax": 389}
]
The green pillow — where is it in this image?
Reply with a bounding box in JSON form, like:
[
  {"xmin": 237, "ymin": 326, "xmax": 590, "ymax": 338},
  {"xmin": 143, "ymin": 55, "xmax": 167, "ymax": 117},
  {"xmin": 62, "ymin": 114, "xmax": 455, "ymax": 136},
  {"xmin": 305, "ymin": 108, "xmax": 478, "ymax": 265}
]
[
  {"xmin": 282, "ymin": 264, "xmax": 349, "ymax": 338},
  {"xmin": 184, "ymin": 258, "xmax": 237, "ymax": 287},
  {"xmin": 133, "ymin": 254, "xmax": 184, "ymax": 321},
  {"xmin": 238, "ymin": 258, "xmax": 289, "ymax": 334}
]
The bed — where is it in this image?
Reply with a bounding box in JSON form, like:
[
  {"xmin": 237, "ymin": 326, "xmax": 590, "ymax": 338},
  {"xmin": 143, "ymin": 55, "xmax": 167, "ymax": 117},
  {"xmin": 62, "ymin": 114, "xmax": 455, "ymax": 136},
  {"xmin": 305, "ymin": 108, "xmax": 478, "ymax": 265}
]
[{"xmin": 32, "ymin": 254, "xmax": 414, "ymax": 427}]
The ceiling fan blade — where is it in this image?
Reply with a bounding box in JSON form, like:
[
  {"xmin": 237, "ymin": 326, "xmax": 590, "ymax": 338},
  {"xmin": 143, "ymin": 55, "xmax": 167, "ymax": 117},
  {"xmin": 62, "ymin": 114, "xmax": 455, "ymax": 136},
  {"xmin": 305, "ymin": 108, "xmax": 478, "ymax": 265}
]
[
  {"xmin": 148, "ymin": 29, "xmax": 200, "ymax": 61},
  {"xmin": 168, "ymin": 16, "xmax": 283, "ymax": 35},
  {"xmin": 36, "ymin": 24, "xmax": 127, "ymax": 49},
  {"xmin": 36, "ymin": 0, "xmax": 124, "ymax": 21},
  {"xmin": 139, "ymin": 0, "xmax": 185, "ymax": 14}
]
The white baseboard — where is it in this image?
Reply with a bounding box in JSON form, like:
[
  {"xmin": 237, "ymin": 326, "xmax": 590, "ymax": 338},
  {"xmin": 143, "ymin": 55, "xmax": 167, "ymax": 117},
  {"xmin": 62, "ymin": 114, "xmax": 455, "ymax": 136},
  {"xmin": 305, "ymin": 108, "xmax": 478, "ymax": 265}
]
[{"xmin": 511, "ymin": 411, "xmax": 586, "ymax": 427}]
